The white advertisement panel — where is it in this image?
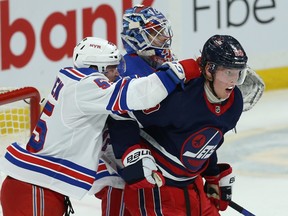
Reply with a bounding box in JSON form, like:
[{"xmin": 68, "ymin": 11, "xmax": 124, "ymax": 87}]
[
  {"xmin": 166, "ymin": 0, "xmax": 287, "ymax": 70},
  {"xmin": 0, "ymin": 0, "xmax": 287, "ymax": 95}
]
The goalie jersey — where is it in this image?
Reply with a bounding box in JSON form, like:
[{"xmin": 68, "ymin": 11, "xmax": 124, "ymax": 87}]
[{"xmin": 0, "ymin": 66, "xmax": 180, "ymax": 199}]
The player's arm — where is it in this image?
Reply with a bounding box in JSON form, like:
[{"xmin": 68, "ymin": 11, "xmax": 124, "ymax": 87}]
[
  {"xmin": 75, "ymin": 59, "xmax": 198, "ymax": 114},
  {"xmin": 107, "ymin": 115, "xmax": 165, "ymax": 189},
  {"xmin": 107, "ymin": 115, "xmax": 141, "ymax": 159}
]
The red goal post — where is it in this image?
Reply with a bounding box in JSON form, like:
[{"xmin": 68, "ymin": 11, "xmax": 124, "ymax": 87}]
[{"xmin": 0, "ymin": 87, "xmax": 41, "ymax": 155}]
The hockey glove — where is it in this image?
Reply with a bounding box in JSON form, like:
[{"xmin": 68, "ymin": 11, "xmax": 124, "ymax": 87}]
[
  {"xmin": 161, "ymin": 58, "xmax": 201, "ymax": 88},
  {"xmin": 237, "ymin": 66, "xmax": 265, "ymax": 112},
  {"xmin": 204, "ymin": 163, "xmax": 235, "ymax": 211},
  {"xmin": 120, "ymin": 144, "xmax": 165, "ymax": 190}
]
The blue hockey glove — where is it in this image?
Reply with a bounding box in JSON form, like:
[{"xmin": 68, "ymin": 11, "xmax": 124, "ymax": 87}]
[
  {"xmin": 120, "ymin": 144, "xmax": 165, "ymax": 190},
  {"xmin": 204, "ymin": 163, "xmax": 235, "ymax": 211}
]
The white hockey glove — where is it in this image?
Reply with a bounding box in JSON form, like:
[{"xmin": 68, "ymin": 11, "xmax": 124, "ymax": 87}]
[
  {"xmin": 237, "ymin": 66, "xmax": 265, "ymax": 111},
  {"xmin": 161, "ymin": 61, "xmax": 185, "ymax": 87},
  {"xmin": 120, "ymin": 144, "xmax": 165, "ymax": 190},
  {"xmin": 204, "ymin": 163, "xmax": 235, "ymax": 211},
  {"xmin": 160, "ymin": 59, "xmax": 201, "ymax": 88}
]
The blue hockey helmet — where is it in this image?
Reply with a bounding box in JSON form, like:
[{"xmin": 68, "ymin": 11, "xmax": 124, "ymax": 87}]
[{"xmin": 121, "ymin": 5, "xmax": 173, "ymax": 54}]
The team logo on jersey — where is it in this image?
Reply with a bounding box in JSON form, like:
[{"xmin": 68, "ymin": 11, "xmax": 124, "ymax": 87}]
[
  {"xmin": 181, "ymin": 127, "xmax": 223, "ymax": 172},
  {"xmin": 191, "ymin": 134, "xmax": 206, "ymax": 148}
]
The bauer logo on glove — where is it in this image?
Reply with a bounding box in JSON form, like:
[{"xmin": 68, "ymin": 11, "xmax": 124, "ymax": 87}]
[
  {"xmin": 124, "ymin": 148, "xmax": 152, "ymax": 165},
  {"xmin": 120, "ymin": 144, "xmax": 166, "ymax": 189}
]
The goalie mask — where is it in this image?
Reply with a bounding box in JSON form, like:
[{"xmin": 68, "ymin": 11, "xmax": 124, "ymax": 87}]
[
  {"xmin": 73, "ymin": 37, "xmax": 125, "ymax": 75},
  {"xmin": 121, "ymin": 5, "xmax": 173, "ymax": 54},
  {"xmin": 200, "ymin": 35, "xmax": 248, "ymax": 85}
]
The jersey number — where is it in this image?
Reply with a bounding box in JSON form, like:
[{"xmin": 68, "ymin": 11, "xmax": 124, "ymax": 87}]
[
  {"xmin": 94, "ymin": 78, "xmax": 110, "ymax": 89},
  {"xmin": 26, "ymin": 78, "xmax": 62, "ymax": 153}
]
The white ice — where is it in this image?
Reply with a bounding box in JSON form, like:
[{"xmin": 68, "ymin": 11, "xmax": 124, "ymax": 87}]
[{"xmin": 1, "ymin": 89, "xmax": 288, "ymax": 216}]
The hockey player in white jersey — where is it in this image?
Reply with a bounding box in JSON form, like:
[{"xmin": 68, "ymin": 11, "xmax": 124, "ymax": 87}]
[{"xmin": 0, "ymin": 37, "xmax": 195, "ymax": 216}]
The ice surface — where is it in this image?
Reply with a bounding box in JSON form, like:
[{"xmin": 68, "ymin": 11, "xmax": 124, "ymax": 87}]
[{"xmin": 1, "ymin": 89, "xmax": 288, "ymax": 215}]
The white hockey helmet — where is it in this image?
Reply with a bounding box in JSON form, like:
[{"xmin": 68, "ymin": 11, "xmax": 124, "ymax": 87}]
[{"xmin": 73, "ymin": 37, "xmax": 122, "ymax": 73}]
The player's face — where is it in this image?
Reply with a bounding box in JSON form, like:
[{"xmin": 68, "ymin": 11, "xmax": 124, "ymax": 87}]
[
  {"xmin": 105, "ymin": 65, "xmax": 120, "ymax": 82},
  {"xmin": 213, "ymin": 67, "xmax": 241, "ymax": 99},
  {"xmin": 146, "ymin": 24, "xmax": 172, "ymax": 48}
]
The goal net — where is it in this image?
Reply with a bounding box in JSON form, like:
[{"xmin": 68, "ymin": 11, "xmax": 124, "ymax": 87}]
[
  {"xmin": 0, "ymin": 87, "xmax": 41, "ymax": 158},
  {"xmin": 0, "ymin": 87, "xmax": 40, "ymax": 212}
]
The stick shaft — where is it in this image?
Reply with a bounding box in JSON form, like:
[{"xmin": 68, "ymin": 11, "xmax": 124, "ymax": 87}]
[{"xmin": 229, "ymin": 201, "xmax": 256, "ymax": 216}]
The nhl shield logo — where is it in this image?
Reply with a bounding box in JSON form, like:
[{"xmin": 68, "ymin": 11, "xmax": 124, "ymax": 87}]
[{"xmin": 215, "ymin": 105, "xmax": 221, "ymax": 114}]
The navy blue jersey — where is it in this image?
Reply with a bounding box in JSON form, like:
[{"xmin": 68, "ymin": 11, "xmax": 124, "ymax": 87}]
[{"xmin": 108, "ymin": 76, "xmax": 243, "ymax": 187}]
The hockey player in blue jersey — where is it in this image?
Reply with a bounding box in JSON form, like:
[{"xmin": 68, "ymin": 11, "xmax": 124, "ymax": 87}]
[
  {"xmin": 108, "ymin": 34, "xmax": 250, "ymax": 216},
  {"xmin": 95, "ymin": 5, "xmax": 264, "ymax": 216}
]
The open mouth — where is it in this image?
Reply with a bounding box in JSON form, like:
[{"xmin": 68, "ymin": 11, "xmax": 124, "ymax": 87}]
[{"xmin": 226, "ymin": 86, "xmax": 234, "ymax": 93}]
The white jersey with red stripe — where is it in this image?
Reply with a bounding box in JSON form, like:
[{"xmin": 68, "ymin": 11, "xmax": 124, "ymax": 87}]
[{"xmin": 0, "ymin": 66, "xmax": 178, "ymax": 200}]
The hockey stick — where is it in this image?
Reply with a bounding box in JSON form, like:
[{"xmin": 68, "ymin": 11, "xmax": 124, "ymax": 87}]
[
  {"xmin": 229, "ymin": 200, "xmax": 256, "ymax": 216},
  {"xmin": 207, "ymin": 187, "xmax": 256, "ymax": 216},
  {"xmin": 100, "ymin": 154, "xmax": 120, "ymax": 173},
  {"xmin": 152, "ymin": 172, "xmax": 164, "ymax": 187}
]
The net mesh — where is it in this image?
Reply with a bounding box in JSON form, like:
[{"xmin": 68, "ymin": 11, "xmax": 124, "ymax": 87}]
[{"xmin": 0, "ymin": 88, "xmax": 31, "ymax": 157}]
